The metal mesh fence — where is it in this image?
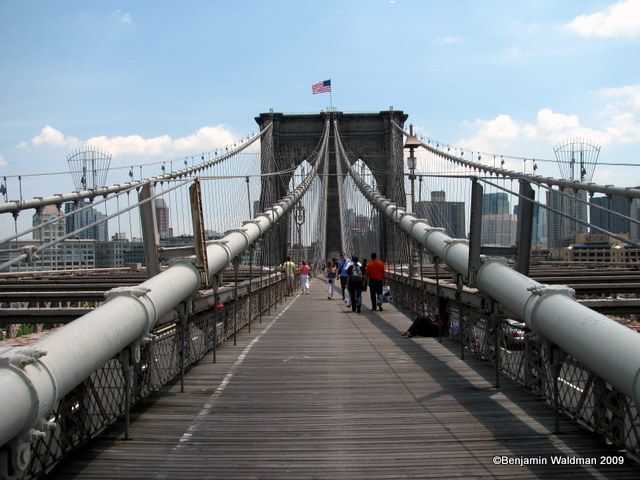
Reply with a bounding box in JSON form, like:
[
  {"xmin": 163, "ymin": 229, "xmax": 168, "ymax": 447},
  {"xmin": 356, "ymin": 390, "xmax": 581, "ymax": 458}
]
[
  {"xmin": 20, "ymin": 276, "xmax": 286, "ymax": 479},
  {"xmin": 387, "ymin": 272, "xmax": 640, "ymax": 457}
]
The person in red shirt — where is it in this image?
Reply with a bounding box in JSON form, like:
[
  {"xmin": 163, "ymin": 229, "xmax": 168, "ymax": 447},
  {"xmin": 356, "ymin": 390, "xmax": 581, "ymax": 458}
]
[
  {"xmin": 299, "ymin": 260, "xmax": 311, "ymax": 295},
  {"xmin": 366, "ymin": 252, "xmax": 386, "ymax": 311}
]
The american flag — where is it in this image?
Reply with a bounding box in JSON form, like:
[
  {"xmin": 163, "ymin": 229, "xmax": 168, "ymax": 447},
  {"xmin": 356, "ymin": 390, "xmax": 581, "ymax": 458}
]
[{"xmin": 312, "ymin": 79, "xmax": 331, "ymax": 94}]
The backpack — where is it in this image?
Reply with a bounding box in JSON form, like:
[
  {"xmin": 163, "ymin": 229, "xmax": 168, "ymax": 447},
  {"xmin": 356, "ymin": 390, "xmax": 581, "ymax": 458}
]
[{"xmin": 351, "ymin": 264, "xmax": 363, "ymax": 281}]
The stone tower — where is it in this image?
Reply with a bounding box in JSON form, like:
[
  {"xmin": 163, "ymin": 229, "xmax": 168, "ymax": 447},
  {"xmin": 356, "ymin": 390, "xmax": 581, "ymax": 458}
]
[{"xmin": 255, "ymin": 109, "xmax": 408, "ymax": 264}]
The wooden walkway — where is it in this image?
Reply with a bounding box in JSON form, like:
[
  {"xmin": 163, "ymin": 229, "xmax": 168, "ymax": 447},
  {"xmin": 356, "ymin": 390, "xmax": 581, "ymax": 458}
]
[{"xmin": 53, "ymin": 279, "xmax": 638, "ymax": 479}]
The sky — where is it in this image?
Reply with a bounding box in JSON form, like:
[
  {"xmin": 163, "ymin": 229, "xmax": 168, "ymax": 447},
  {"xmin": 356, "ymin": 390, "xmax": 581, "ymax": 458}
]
[{"xmin": 1, "ymin": 0, "xmax": 640, "ymax": 200}]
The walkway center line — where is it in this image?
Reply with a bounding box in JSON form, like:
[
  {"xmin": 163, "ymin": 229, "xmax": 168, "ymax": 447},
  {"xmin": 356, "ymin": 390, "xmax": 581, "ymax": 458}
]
[{"xmin": 155, "ymin": 293, "xmax": 301, "ymax": 477}]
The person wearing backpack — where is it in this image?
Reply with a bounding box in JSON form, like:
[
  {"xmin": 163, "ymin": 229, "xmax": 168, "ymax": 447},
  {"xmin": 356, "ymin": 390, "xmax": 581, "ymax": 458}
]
[{"xmin": 346, "ymin": 255, "xmax": 364, "ymax": 313}]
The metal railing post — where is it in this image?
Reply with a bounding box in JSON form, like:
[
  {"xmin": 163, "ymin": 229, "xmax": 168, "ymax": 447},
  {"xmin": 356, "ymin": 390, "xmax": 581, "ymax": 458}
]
[
  {"xmin": 456, "ymin": 273, "xmax": 465, "ymax": 360},
  {"xmin": 233, "ymin": 256, "xmax": 240, "ymax": 346},
  {"xmin": 248, "ymin": 245, "xmax": 253, "ymax": 333},
  {"xmin": 138, "ymin": 182, "xmax": 161, "ymax": 278},
  {"xmin": 490, "ymin": 299, "xmax": 501, "ymax": 389},
  {"xmin": 178, "ymin": 302, "xmax": 188, "ymax": 393},
  {"xmin": 120, "ymin": 344, "xmax": 138, "ymax": 441},
  {"xmin": 435, "ymin": 256, "xmax": 442, "ymax": 343}
]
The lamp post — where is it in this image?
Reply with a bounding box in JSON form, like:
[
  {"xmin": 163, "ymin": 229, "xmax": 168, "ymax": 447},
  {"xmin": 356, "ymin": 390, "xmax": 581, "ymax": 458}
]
[
  {"xmin": 403, "ymin": 124, "xmax": 421, "ymax": 277},
  {"xmin": 294, "ymin": 204, "xmax": 306, "ymax": 263}
]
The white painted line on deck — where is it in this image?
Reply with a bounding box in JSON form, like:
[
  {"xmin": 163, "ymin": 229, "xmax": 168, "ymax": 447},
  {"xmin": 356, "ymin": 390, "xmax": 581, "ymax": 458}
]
[{"xmin": 155, "ymin": 293, "xmax": 300, "ymax": 478}]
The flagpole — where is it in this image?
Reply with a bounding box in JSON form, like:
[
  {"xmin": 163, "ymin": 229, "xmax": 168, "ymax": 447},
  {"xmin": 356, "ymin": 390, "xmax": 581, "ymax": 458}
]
[{"xmin": 329, "ymin": 89, "xmax": 333, "ymax": 110}]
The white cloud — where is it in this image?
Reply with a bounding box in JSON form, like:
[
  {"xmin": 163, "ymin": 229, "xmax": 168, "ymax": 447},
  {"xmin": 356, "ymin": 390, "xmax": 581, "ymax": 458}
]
[
  {"xmin": 431, "ymin": 36, "xmax": 462, "ymax": 46},
  {"xmin": 458, "ymin": 114, "xmax": 521, "ymax": 152},
  {"xmin": 523, "ymin": 108, "xmax": 610, "ymax": 145},
  {"xmin": 17, "ymin": 124, "xmax": 238, "ymax": 159},
  {"xmin": 31, "ymin": 125, "xmax": 80, "ymax": 148},
  {"xmin": 601, "ymin": 84, "xmax": 640, "ymax": 111},
  {"xmin": 458, "ymin": 106, "xmax": 640, "ymax": 156},
  {"xmin": 0, "ymin": 153, "xmax": 7, "ymax": 167},
  {"xmin": 112, "ymin": 9, "xmax": 133, "ymax": 26},
  {"xmin": 605, "ymin": 112, "xmax": 640, "ymax": 143},
  {"xmin": 85, "ymin": 134, "xmax": 172, "ymax": 157},
  {"xmin": 172, "ymin": 125, "xmax": 237, "ymax": 152},
  {"xmin": 568, "ymin": 0, "xmax": 640, "ymax": 38}
]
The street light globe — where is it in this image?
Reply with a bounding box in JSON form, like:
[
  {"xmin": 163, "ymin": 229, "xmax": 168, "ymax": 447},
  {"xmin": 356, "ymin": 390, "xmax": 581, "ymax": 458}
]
[{"xmin": 406, "ymin": 155, "xmax": 416, "ymax": 171}]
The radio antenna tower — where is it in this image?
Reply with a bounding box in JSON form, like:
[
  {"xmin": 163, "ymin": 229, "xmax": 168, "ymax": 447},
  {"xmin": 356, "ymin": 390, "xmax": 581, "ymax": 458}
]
[
  {"xmin": 553, "ymin": 138, "xmax": 600, "ymax": 182},
  {"xmin": 67, "ymin": 148, "xmax": 112, "ymax": 190}
]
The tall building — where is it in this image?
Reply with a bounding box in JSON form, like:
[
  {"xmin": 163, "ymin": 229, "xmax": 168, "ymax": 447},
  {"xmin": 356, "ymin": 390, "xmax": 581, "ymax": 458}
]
[
  {"xmin": 0, "ymin": 239, "xmax": 96, "ymax": 271},
  {"xmin": 631, "ymin": 191, "xmax": 640, "ymax": 244},
  {"xmin": 64, "ymin": 200, "xmax": 108, "ymax": 241},
  {"xmin": 482, "ymin": 193, "xmax": 510, "ymax": 215},
  {"xmin": 154, "ymin": 198, "xmax": 171, "ymax": 240},
  {"xmin": 513, "ymin": 203, "xmax": 548, "ymax": 248},
  {"xmin": 416, "ymin": 191, "xmax": 466, "ymax": 238},
  {"xmin": 532, "ymin": 204, "xmax": 548, "ymax": 248},
  {"xmin": 590, "ymin": 194, "xmax": 631, "ymax": 235},
  {"xmin": 95, "ymin": 239, "xmax": 145, "ymax": 268},
  {"xmin": 481, "ymin": 214, "xmax": 518, "ymax": 246},
  {"xmin": 547, "ymin": 189, "xmax": 588, "ymax": 248},
  {"xmin": 33, "ymin": 205, "xmax": 65, "ymax": 241}
]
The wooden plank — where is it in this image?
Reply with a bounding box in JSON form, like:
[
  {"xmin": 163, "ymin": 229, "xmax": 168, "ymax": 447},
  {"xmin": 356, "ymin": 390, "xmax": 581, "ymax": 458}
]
[{"xmin": 52, "ymin": 279, "xmax": 639, "ymax": 478}]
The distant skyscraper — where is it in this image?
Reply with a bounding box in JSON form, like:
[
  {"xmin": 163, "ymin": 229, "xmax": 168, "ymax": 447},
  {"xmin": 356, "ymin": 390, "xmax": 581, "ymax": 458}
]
[
  {"xmin": 547, "ymin": 189, "xmax": 588, "ymax": 247},
  {"xmin": 481, "ymin": 214, "xmax": 517, "ymax": 246},
  {"xmin": 631, "ymin": 190, "xmax": 640, "ymax": 243},
  {"xmin": 482, "ymin": 193, "xmax": 510, "ymax": 215},
  {"xmin": 416, "ymin": 191, "xmax": 466, "ymax": 238},
  {"xmin": 532, "ymin": 204, "xmax": 548, "ymax": 248},
  {"xmin": 33, "ymin": 205, "xmax": 66, "ymax": 242},
  {"xmin": 513, "ymin": 203, "xmax": 548, "ymax": 248},
  {"xmin": 64, "ymin": 200, "xmax": 108, "ymax": 241},
  {"xmin": 590, "ymin": 194, "xmax": 631, "ymax": 235},
  {"xmin": 154, "ymin": 198, "xmax": 171, "ymax": 240}
]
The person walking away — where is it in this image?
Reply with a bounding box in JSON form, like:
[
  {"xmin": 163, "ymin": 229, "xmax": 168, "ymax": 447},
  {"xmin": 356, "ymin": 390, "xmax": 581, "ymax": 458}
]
[
  {"xmin": 299, "ymin": 260, "xmax": 311, "ymax": 295},
  {"xmin": 324, "ymin": 259, "xmax": 337, "ymax": 299},
  {"xmin": 367, "ymin": 252, "xmax": 386, "ymax": 311},
  {"xmin": 337, "ymin": 252, "xmax": 349, "ymax": 300},
  {"xmin": 347, "ymin": 255, "xmax": 364, "ymax": 313},
  {"xmin": 361, "ymin": 259, "xmax": 369, "ymax": 293},
  {"xmin": 283, "ymin": 256, "xmax": 296, "ymax": 297}
]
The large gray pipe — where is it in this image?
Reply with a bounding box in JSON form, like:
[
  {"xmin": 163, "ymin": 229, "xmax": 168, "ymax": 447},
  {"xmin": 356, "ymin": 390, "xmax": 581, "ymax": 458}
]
[
  {"xmin": 0, "ymin": 121, "xmax": 328, "ymax": 449},
  {"xmin": 337, "ymin": 123, "xmax": 640, "ymax": 406}
]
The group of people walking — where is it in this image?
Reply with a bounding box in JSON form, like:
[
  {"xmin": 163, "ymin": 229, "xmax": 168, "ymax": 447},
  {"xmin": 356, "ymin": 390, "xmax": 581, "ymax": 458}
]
[
  {"xmin": 281, "ymin": 253, "xmax": 387, "ymax": 314},
  {"xmin": 324, "ymin": 252, "xmax": 386, "ymax": 314},
  {"xmin": 281, "ymin": 256, "xmax": 312, "ymax": 296}
]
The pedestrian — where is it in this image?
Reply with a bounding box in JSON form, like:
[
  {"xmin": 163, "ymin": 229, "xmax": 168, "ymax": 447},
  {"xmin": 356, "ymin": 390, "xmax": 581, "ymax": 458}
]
[
  {"xmin": 299, "ymin": 260, "xmax": 311, "ymax": 295},
  {"xmin": 367, "ymin": 252, "xmax": 386, "ymax": 311},
  {"xmin": 282, "ymin": 256, "xmax": 296, "ymax": 297},
  {"xmin": 361, "ymin": 259, "xmax": 369, "ymax": 293},
  {"xmin": 324, "ymin": 259, "xmax": 337, "ymax": 299},
  {"xmin": 337, "ymin": 252, "xmax": 349, "ymax": 300},
  {"xmin": 346, "ymin": 255, "xmax": 364, "ymax": 313}
]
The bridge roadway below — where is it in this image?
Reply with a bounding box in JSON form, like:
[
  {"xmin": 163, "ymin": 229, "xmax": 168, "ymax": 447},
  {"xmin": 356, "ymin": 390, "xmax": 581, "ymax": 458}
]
[{"xmin": 52, "ymin": 279, "xmax": 638, "ymax": 479}]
